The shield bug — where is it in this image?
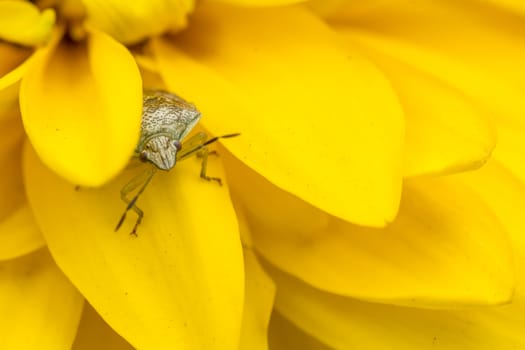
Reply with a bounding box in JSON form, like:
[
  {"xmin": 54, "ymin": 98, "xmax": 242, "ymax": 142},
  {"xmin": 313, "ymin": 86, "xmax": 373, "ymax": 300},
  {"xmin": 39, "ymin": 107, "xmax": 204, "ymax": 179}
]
[{"xmin": 115, "ymin": 90, "xmax": 239, "ymax": 235}]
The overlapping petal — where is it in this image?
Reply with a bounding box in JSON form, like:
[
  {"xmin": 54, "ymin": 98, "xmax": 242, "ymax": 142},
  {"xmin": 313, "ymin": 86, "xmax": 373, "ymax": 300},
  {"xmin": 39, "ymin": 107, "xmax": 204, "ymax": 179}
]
[
  {"xmin": 0, "ymin": 249, "xmax": 84, "ymax": 350},
  {"xmin": 478, "ymin": 0, "xmax": 525, "ymax": 16},
  {"xmin": 0, "ymin": 96, "xmax": 43, "ymax": 260},
  {"xmin": 270, "ymin": 160, "xmax": 525, "ymax": 349},
  {"xmin": 0, "ymin": 1, "xmax": 55, "ymax": 46},
  {"xmin": 72, "ymin": 304, "xmax": 134, "ymax": 350},
  {"xmin": 204, "ymin": 0, "xmax": 307, "ymax": 6},
  {"xmin": 0, "ymin": 205, "xmax": 44, "ymax": 261},
  {"xmin": 0, "ymin": 97, "xmax": 25, "ymax": 217},
  {"xmin": 82, "ymin": 0, "xmax": 195, "ymax": 44},
  {"xmin": 239, "ymin": 248, "xmax": 275, "ymax": 350},
  {"xmin": 154, "ymin": 3, "xmax": 404, "ymax": 227},
  {"xmin": 272, "ymin": 267, "xmax": 525, "ymax": 350},
  {"xmin": 23, "ymin": 141, "xmax": 244, "ymax": 349},
  {"xmin": 324, "ymin": 0, "xmax": 525, "ymax": 179},
  {"xmin": 268, "ymin": 312, "xmax": 331, "ymax": 350},
  {"xmin": 20, "ymin": 30, "xmax": 142, "ymax": 186},
  {"xmin": 226, "ymin": 154, "xmax": 514, "ymax": 307},
  {"xmin": 0, "ymin": 42, "xmax": 32, "ymax": 81},
  {"xmin": 338, "ymin": 40, "xmax": 495, "ymax": 177}
]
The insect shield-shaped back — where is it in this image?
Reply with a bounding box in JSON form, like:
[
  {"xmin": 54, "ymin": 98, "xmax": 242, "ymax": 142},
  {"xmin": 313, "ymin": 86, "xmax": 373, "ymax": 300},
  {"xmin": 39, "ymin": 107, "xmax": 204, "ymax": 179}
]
[{"xmin": 136, "ymin": 90, "xmax": 201, "ymax": 171}]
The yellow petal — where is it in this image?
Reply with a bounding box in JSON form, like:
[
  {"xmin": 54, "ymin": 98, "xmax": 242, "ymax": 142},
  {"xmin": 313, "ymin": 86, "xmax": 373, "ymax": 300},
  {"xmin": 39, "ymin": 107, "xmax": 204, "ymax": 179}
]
[
  {"xmin": 0, "ymin": 249, "xmax": 84, "ymax": 350},
  {"xmin": 82, "ymin": 0, "xmax": 194, "ymax": 44},
  {"xmin": 492, "ymin": 119, "xmax": 525, "ymax": 184},
  {"xmin": 226, "ymin": 155, "xmax": 515, "ymax": 307},
  {"xmin": 153, "ymin": 3, "xmax": 404, "ymax": 227},
  {"xmin": 481, "ymin": 0, "xmax": 525, "ymax": 16},
  {"xmin": 0, "ymin": 205, "xmax": 45, "ymax": 261},
  {"xmin": 0, "ymin": 1, "xmax": 55, "ymax": 46},
  {"xmin": 268, "ymin": 312, "xmax": 331, "ymax": 350},
  {"xmin": 23, "ymin": 141, "xmax": 245, "ymax": 349},
  {"xmin": 338, "ymin": 39, "xmax": 495, "ymax": 177},
  {"xmin": 204, "ymin": 0, "xmax": 307, "ymax": 6},
  {"xmin": 306, "ymin": 0, "xmax": 350, "ymax": 17},
  {"xmin": 0, "ymin": 42, "xmax": 32, "ymax": 80},
  {"xmin": 271, "ymin": 161, "xmax": 525, "ymax": 349},
  {"xmin": 72, "ymin": 303, "xmax": 134, "ymax": 350},
  {"xmin": 327, "ymin": 1, "xmax": 525, "ymax": 175},
  {"xmin": 20, "ymin": 30, "xmax": 142, "ymax": 186},
  {"xmin": 0, "ymin": 96, "xmax": 25, "ymax": 218},
  {"xmin": 0, "ymin": 99, "xmax": 42, "ymax": 261},
  {"xmin": 239, "ymin": 248, "xmax": 275, "ymax": 350},
  {"xmin": 272, "ymin": 267, "xmax": 525, "ymax": 350}
]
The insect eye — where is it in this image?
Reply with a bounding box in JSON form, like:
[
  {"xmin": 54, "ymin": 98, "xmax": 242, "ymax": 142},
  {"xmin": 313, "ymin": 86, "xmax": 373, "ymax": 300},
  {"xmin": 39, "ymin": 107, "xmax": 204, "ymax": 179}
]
[
  {"xmin": 139, "ymin": 150, "xmax": 148, "ymax": 162},
  {"xmin": 173, "ymin": 141, "xmax": 182, "ymax": 151}
]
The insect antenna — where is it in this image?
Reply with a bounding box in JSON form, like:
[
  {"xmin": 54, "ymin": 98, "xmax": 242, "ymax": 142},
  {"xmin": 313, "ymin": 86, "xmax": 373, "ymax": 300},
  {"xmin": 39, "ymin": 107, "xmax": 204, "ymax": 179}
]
[{"xmin": 202, "ymin": 133, "xmax": 241, "ymax": 147}]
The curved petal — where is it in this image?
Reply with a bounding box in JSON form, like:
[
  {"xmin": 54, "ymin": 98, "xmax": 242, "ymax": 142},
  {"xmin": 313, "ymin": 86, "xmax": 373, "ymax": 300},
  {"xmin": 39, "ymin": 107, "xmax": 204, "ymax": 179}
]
[
  {"xmin": 325, "ymin": 1, "xmax": 525, "ymax": 179},
  {"xmin": 82, "ymin": 0, "xmax": 194, "ymax": 44},
  {"xmin": 204, "ymin": 0, "xmax": 307, "ymax": 6},
  {"xmin": 0, "ymin": 205, "xmax": 45, "ymax": 261},
  {"xmin": 306, "ymin": 0, "xmax": 350, "ymax": 17},
  {"xmin": 479, "ymin": 0, "xmax": 525, "ymax": 16},
  {"xmin": 20, "ymin": 30, "xmax": 142, "ymax": 186},
  {"xmin": 494, "ymin": 125, "xmax": 525, "ymax": 183},
  {"xmin": 271, "ymin": 160, "xmax": 525, "ymax": 349},
  {"xmin": 272, "ymin": 266, "xmax": 525, "ymax": 350},
  {"xmin": 338, "ymin": 40, "xmax": 496, "ymax": 177},
  {"xmin": 0, "ymin": 249, "xmax": 84, "ymax": 350},
  {"xmin": 72, "ymin": 303, "xmax": 134, "ymax": 350},
  {"xmin": 0, "ymin": 42, "xmax": 32, "ymax": 80},
  {"xmin": 268, "ymin": 312, "xmax": 331, "ymax": 350},
  {"xmin": 0, "ymin": 1, "xmax": 55, "ymax": 46},
  {"xmin": 239, "ymin": 248, "xmax": 275, "ymax": 350},
  {"xmin": 225, "ymin": 155, "xmax": 515, "ymax": 307},
  {"xmin": 153, "ymin": 3, "xmax": 404, "ymax": 227},
  {"xmin": 23, "ymin": 141, "xmax": 244, "ymax": 349}
]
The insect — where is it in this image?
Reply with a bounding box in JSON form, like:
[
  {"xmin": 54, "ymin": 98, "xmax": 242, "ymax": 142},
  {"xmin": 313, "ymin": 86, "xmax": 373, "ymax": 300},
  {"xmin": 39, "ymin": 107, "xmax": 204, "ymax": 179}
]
[{"xmin": 115, "ymin": 90, "xmax": 239, "ymax": 235}]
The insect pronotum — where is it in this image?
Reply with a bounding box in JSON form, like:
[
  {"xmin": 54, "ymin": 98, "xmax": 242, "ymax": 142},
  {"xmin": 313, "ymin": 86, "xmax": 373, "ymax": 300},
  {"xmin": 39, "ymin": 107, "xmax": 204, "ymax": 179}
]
[{"xmin": 115, "ymin": 90, "xmax": 239, "ymax": 235}]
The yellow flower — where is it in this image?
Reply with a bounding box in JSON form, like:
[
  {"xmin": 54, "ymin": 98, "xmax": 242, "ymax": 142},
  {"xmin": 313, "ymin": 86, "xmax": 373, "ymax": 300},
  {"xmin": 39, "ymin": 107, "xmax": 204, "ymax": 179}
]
[{"xmin": 0, "ymin": 1, "xmax": 522, "ymax": 350}]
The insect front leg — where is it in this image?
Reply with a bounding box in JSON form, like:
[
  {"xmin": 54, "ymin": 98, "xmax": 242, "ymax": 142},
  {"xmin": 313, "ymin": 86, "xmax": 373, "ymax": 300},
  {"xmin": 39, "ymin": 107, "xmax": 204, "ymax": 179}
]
[{"xmin": 115, "ymin": 167, "xmax": 157, "ymax": 235}]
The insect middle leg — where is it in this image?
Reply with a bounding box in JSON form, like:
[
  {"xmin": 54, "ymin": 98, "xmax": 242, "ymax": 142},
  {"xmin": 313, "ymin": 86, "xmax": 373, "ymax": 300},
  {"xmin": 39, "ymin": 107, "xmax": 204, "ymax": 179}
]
[
  {"xmin": 197, "ymin": 146, "xmax": 222, "ymax": 185},
  {"xmin": 177, "ymin": 132, "xmax": 233, "ymax": 186}
]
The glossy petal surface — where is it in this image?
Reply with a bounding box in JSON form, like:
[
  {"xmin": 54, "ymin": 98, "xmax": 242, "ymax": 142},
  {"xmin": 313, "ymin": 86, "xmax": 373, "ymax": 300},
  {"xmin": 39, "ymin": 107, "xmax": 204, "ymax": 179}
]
[
  {"xmin": 83, "ymin": 0, "xmax": 194, "ymax": 44},
  {"xmin": 326, "ymin": 1, "xmax": 525, "ymax": 179},
  {"xmin": 204, "ymin": 0, "xmax": 306, "ymax": 6},
  {"xmin": 0, "ymin": 249, "xmax": 84, "ymax": 350},
  {"xmin": 0, "ymin": 1, "xmax": 55, "ymax": 46},
  {"xmin": 0, "ymin": 205, "xmax": 44, "ymax": 261},
  {"xmin": 271, "ymin": 160, "xmax": 525, "ymax": 349},
  {"xmin": 239, "ymin": 248, "xmax": 275, "ymax": 350},
  {"xmin": 72, "ymin": 303, "xmax": 134, "ymax": 350},
  {"xmin": 338, "ymin": 40, "xmax": 495, "ymax": 177},
  {"xmin": 226, "ymin": 155, "xmax": 514, "ymax": 307},
  {"xmin": 23, "ymin": 142, "xmax": 244, "ymax": 349},
  {"xmin": 20, "ymin": 30, "xmax": 142, "ymax": 186},
  {"xmin": 154, "ymin": 3, "xmax": 404, "ymax": 227}
]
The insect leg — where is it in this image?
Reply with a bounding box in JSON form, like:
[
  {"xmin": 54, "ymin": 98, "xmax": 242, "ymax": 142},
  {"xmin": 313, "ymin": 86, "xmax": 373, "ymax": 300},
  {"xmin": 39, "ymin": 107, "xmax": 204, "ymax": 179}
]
[
  {"xmin": 197, "ymin": 146, "xmax": 222, "ymax": 185},
  {"xmin": 177, "ymin": 132, "xmax": 239, "ymax": 185},
  {"xmin": 115, "ymin": 166, "xmax": 157, "ymax": 235}
]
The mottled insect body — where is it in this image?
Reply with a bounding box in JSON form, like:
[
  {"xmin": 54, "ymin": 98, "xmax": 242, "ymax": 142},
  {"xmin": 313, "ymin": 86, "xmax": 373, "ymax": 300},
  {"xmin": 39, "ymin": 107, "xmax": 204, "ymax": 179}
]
[
  {"xmin": 137, "ymin": 90, "xmax": 201, "ymax": 170},
  {"xmin": 115, "ymin": 90, "xmax": 239, "ymax": 235}
]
